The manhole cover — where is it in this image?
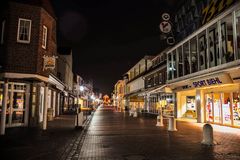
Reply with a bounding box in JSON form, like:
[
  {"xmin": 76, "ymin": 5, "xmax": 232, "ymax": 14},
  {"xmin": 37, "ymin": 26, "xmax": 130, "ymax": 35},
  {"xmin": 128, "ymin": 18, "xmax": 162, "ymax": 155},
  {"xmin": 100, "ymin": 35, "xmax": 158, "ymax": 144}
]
[{"xmin": 123, "ymin": 154, "xmax": 147, "ymax": 160}]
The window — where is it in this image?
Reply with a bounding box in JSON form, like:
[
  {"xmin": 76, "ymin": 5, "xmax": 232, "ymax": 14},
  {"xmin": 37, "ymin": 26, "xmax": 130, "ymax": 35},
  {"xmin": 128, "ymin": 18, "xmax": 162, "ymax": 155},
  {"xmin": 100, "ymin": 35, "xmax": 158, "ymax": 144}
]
[
  {"xmin": 177, "ymin": 46, "xmax": 183, "ymax": 77},
  {"xmin": 190, "ymin": 37, "xmax": 198, "ymax": 73},
  {"xmin": 17, "ymin": 18, "xmax": 31, "ymax": 43},
  {"xmin": 42, "ymin": 25, "xmax": 47, "ymax": 49},
  {"xmin": 236, "ymin": 9, "xmax": 240, "ymax": 59},
  {"xmin": 1, "ymin": 20, "xmax": 5, "ymax": 44},
  {"xmin": 172, "ymin": 50, "xmax": 177, "ymax": 78},
  {"xmin": 198, "ymin": 31, "xmax": 207, "ymax": 70},
  {"xmin": 208, "ymin": 23, "xmax": 219, "ymax": 67},
  {"xmin": 183, "ymin": 42, "xmax": 190, "ymax": 75},
  {"xmin": 221, "ymin": 14, "xmax": 234, "ymax": 63},
  {"xmin": 167, "ymin": 53, "xmax": 172, "ymax": 80}
]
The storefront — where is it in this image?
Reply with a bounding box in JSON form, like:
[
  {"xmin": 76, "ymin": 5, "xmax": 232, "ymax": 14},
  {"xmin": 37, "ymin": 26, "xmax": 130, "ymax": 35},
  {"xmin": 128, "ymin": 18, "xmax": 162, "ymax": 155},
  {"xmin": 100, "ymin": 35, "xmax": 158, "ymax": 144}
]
[
  {"xmin": 0, "ymin": 82, "xmax": 30, "ymax": 127},
  {"xmin": 174, "ymin": 73, "xmax": 240, "ymax": 128}
]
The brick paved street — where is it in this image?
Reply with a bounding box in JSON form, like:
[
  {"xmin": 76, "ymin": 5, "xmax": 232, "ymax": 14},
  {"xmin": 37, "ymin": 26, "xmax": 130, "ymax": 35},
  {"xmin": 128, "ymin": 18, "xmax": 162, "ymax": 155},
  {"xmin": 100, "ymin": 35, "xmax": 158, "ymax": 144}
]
[
  {"xmin": 74, "ymin": 106, "xmax": 240, "ymax": 160},
  {"xmin": 0, "ymin": 114, "xmax": 83, "ymax": 160}
]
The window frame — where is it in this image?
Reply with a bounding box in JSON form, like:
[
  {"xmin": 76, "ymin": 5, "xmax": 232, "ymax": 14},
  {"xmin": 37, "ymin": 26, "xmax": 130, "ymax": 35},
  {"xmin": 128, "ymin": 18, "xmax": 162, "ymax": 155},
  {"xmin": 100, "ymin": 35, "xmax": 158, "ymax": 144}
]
[
  {"xmin": 17, "ymin": 18, "xmax": 32, "ymax": 43},
  {"xmin": 1, "ymin": 20, "xmax": 5, "ymax": 44},
  {"xmin": 42, "ymin": 25, "xmax": 48, "ymax": 49}
]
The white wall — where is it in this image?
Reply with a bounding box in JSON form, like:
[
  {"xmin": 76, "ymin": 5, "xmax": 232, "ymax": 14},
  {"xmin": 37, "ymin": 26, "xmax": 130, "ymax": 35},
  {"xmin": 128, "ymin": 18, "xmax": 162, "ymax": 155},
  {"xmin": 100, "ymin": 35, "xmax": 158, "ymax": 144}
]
[{"xmin": 127, "ymin": 77, "xmax": 144, "ymax": 93}]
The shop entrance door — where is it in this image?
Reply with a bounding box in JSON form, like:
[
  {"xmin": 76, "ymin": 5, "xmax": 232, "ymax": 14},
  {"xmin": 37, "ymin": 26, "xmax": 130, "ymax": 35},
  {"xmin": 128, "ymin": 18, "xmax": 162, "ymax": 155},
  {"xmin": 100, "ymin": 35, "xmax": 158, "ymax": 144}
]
[{"xmin": 5, "ymin": 83, "xmax": 29, "ymax": 127}]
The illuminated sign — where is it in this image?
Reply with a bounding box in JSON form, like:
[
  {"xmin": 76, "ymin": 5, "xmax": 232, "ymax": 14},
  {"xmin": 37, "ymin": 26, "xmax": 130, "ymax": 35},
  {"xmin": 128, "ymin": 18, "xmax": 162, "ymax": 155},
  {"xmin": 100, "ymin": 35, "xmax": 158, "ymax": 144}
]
[
  {"xmin": 192, "ymin": 73, "xmax": 233, "ymax": 88},
  {"xmin": 202, "ymin": 0, "xmax": 235, "ymax": 24},
  {"xmin": 43, "ymin": 55, "xmax": 57, "ymax": 71},
  {"xmin": 193, "ymin": 77, "xmax": 222, "ymax": 88}
]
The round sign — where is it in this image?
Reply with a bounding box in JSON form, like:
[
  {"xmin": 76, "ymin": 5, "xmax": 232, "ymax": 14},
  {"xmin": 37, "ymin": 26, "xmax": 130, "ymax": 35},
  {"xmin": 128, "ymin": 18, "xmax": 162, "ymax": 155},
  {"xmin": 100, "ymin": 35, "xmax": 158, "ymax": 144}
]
[
  {"xmin": 162, "ymin": 13, "xmax": 170, "ymax": 21},
  {"xmin": 159, "ymin": 21, "xmax": 172, "ymax": 34},
  {"xmin": 167, "ymin": 36, "xmax": 175, "ymax": 45}
]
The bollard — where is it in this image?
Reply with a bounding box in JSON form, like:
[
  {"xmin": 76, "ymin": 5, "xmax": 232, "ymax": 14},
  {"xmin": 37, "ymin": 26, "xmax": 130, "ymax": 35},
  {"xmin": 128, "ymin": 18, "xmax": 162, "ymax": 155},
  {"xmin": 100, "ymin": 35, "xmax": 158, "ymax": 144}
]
[
  {"xmin": 168, "ymin": 117, "xmax": 177, "ymax": 131},
  {"xmin": 75, "ymin": 111, "xmax": 83, "ymax": 129},
  {"xmin": 129, "ymin": 110, "xmax": 132, "ymax": 116},
  {"xmin": 201, "ymin": 123, "xmax": 215, "ymax": 145},
  {"xmin": 133, "ymin": 110, "xmax": 138, "ymax": 117},
  {"xmin": 156, "ymin": 115, "xmax": 164, "ymax": 127}
]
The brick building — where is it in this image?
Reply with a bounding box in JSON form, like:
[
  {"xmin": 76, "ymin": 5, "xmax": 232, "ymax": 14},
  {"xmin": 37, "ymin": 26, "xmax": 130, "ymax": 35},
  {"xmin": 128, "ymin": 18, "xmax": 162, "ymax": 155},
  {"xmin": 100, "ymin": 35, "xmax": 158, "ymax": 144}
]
[{"xmin": 0, "ymin": 0, "xmax": 64, "ymax": 135}]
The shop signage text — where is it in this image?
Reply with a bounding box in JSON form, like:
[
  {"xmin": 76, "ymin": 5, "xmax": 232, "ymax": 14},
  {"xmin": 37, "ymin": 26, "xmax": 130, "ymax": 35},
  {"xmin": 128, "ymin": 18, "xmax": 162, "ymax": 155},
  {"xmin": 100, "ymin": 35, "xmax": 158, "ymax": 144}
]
[
  {"xmin": 43, "ymin": 55, "xmax": 57, "ymax": 71},
  {"xmin": 192, "ymin": 77, "xmax": 222, "ymax": 88}
]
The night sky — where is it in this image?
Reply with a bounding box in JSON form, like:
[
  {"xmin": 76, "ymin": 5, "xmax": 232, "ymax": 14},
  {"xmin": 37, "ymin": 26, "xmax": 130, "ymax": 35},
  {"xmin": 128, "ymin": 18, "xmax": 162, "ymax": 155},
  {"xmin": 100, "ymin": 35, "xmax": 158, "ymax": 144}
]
[{"xmin": 51, "ymin": 0, "xmax": 183, "ymax": 95}]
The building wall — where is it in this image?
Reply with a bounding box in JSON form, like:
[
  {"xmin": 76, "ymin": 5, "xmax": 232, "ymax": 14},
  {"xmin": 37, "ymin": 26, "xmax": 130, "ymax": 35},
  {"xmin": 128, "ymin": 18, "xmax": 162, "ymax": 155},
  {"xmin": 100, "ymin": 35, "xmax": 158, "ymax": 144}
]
[{"xmin": 1, "ymin": 2, "xmax": 57, "ymax": 77}]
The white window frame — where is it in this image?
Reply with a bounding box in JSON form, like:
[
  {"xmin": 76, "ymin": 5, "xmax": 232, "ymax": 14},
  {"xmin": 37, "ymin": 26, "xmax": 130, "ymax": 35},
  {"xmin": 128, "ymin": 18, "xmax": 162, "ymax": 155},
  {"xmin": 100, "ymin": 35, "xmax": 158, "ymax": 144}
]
[
  {"xmin": 42, "ymin": 25, "xmax": 47, "ymax": 49},
  {"xmin": 17, "ymin": 18, "xmax": 32, "ymax": 43},
  {"xmin": 1, "ymin": 20, "xmax": 5, "ymax": 44}
]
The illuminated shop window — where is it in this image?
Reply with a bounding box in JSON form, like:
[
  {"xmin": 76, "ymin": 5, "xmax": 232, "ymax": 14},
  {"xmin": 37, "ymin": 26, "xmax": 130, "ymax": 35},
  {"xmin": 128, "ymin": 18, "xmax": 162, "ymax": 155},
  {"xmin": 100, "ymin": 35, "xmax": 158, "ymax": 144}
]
[
  {"xmin": 233, "ymin": 92, "xmax": 240, "ymax": 127},
  {"xmin": 184, "ymin": 96, "xmax": 196, "ymax": 119},
  {"xmin": 206, "ymin": 94, "xmax": 213, "ymax": 122},
  {"xmin": 222, "ymin": 93, "xmax": 231, "ymax": 125},
  {"xmin": 213, "ymin": 93, "xmax": 221, "ymax": 124}
]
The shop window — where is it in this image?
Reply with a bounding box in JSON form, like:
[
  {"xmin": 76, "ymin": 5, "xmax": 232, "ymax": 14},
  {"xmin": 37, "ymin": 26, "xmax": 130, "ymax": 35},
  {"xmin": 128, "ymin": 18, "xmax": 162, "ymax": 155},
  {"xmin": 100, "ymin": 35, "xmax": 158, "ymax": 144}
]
[
  {"xmin": 190, "ymin": 37, "xmax": 198, "ymax": 73},
  {"xmin": 206, "ymin": 94, "xmax": 213, "ymax": 122},
  {"xmin": 221, "ymin": 14, "xmax": 234, "ymax": 63},
  {"xmin": 232, "ymin": 92, "xmax": 240, "ymax": 127},
  {"xmin": 208, "ymin": 23, "xmax": 219, "ymax": 68},
  {"xmin": 17, "ymin": 18, "xmax": 31, "ymax": 43},
  {"xmin": 0, "ymin": 92, "xmax": 2, "ymax": 122},
  {"xmin": 177, "ymin": 46, "xmax": 183, "ymax": 77},
  {"xmin": 213, "ymin": 93, "xmax": 221, "ymax": 123},
  {"xmin": 198, "ymin": 32, "xmax": 207, "ymax": 70},
  {"xmin": 183, "ymin": 42, "xmax": 190, "ymax": 75},
  {"xmin": 222, "ymin": 93, "xmax": 231, "ymax": 125},
  {"xmin": 184, "ymin": 96, "xmax": 196, "ymax": 119}
]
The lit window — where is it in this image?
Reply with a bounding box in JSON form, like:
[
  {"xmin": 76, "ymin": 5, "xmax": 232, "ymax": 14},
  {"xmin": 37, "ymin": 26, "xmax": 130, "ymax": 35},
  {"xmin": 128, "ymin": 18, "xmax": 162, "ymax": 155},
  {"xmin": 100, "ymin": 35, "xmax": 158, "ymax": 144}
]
[
  {"xmin": 17, "ymin": 18, "xmax": 31, "ymax": 43},
  {"xmin": 42, "ymin": 25, "xmax": 47, "ymax": 49},
  {"xmin": 1, "ymin": 20, "xmax": 5, "ymax": 44}
]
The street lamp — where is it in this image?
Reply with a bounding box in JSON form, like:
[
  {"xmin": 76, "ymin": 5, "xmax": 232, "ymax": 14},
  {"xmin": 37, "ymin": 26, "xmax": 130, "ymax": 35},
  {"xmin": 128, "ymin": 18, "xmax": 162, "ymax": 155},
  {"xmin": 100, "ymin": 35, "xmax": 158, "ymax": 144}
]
[{"xmin": 80, "ymin": 86, "xmax": 84, "ymax": 92}]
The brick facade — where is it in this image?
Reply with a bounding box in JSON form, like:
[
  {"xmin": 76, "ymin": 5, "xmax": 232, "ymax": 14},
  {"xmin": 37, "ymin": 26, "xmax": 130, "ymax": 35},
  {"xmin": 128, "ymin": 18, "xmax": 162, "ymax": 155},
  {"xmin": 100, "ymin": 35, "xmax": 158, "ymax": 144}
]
[{"xmin": 0, "ymin": 1, "xmax": 57, "ymax": 77}]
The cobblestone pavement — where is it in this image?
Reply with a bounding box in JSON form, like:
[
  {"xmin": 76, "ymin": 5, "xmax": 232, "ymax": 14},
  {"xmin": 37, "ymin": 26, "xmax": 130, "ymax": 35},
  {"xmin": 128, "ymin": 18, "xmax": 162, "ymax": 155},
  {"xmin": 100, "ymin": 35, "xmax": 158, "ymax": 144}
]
[
  {"xmin": 0, "ymin": 114, "xmax": 84, "ymax": 160},
  {"xmin": 74, "ymin": 106, "xmax": 240, "ymax": 160}
]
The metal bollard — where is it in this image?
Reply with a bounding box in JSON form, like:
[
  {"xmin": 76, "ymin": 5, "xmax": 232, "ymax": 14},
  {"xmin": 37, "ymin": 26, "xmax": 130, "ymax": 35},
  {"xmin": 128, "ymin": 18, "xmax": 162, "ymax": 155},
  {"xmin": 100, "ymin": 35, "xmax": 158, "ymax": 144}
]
[
  {"xmin": 168, "ymin": 116, "xmax": 177, "ymax": 131},
  {"xmin": 201, "ymin": 123, "xmax": 215, "ymax": 145},
  {"xmin": 156, "ymin": 115, "xmax": 164, "ymax": 127}
]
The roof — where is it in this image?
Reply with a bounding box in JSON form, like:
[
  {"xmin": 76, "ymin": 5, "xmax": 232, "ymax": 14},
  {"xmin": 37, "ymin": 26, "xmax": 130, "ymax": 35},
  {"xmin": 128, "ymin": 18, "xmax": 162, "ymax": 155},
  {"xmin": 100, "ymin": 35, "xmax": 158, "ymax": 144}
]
[{"xmin": 10, "ymin": 0, "xmax": 56, "ymax": 18}]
